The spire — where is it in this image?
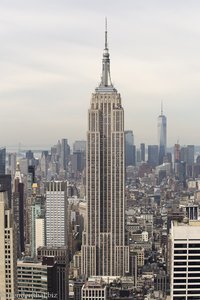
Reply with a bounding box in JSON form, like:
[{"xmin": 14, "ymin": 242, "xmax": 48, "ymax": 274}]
[
  {"xmin": 105, "ymin": 17, "xmax": 108, "ymax": 50},
  {"xmin": 161, "ymin": 101, "xmax": 163, "ymax": 115},
  {"xmin": 99, "ymin": 18, "xmax": 113, "ymax": 88}
]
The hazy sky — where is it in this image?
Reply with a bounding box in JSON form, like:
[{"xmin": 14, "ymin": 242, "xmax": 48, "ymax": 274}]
[{"xmin": 1, "ymin": 0, "xmax": 200, "ymax": 149}]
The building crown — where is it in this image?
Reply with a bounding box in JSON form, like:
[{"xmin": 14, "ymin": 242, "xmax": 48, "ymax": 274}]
[{"xmin": 95, "ymin": 19, "xmax": 117, "ymax": 93}]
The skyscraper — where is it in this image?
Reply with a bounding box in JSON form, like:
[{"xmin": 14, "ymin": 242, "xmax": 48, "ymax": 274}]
[
  {"xmin": 187, "ymin": 145, "xmax": 194, "ymax": 165},
  {"xmin": 170, "ymin": 220, "xmax": 200, "ymax": 299},
  {"xmin": 0, "ymin": 191, "xmax": 17, "ymax": 300},
  {"xmin": 13, "ymin": 162, "xmax": 25, "ymax": 255},
  {"xmin": 81, "ymin": 24, "xmax": 129, "ymax": 277},
  {"xmin": 17, "ymin": 257, "xmax": 58, "ymax": 299},
  {"xmin": 140, "ymin": 143, "xmax": 145, "ymax": 162},
  {"xmin": 45, "ymin": 181, "xmax": 68, "ymax": 247},
  {"xmin": 60, "ymin": 138, "xmax": 70, "ymax": 171},
  {"xmin": 0, "ymin": 147, "xmax": 6, "ymax": 175},
  {"xmin": 174, "ymin": 143, "xmax": 180, "ymax": 163},
  {"xmin": 158, "ymin": 104, "xmax": 167, "ymax": 165},
  {"xmin": 37, "ymin": 246, "xmax": 68, "ymax": 300},
  {"xmin": 148, "ymin": 145, "xmax": 159, "ymax": 168},
  {"xmin": 125, "ymin": 130, "xmax": 135, "ymax": 167},
  {"xmin": 45, "ymin": 181, "xmax": 69, "ymax": 299},
  {"xmin": 0, "ymin": 174, "xmax": 12, "ymax": 208}
]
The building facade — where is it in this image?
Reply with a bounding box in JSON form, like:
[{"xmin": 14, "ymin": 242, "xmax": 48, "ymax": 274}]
[
  {"xmin": 140, "ymin": 143, "xmax": 145, "ymax": 162},
  {"xmin": 170, "ymin": 220, "xmax": 200, "ymax": 299},
  {"xmin": 0, "ymin": 147, "xmax": 6, "ymax": 175},
  {"xmin": 37, "ymin": 246, "xmax": 68, "ymax": 300},
  {"xmin": 17, "ymin": 257, "xmax": 58, "ymax": 300},
  {"xmin": 82, "ymin": 279, "xmax": 107, "ymax": 300},
  {"xmin": 12, "ymin": 162, "xmax": 25, "ymax": 255},
  {"xmin": 0, "ymin": 191, "xmax": 17, "ymax": 300},
  {"xmin": 0, "ymin": 174, "xmax": 12, "ymax": 208},
  {"xmin": 81, "ymin": 26, "xmax": 129, "ymax": 277},
  {"xmin": 148, "ymin": 145, "xmax": 159, "ymax": 168},
  {"xmin": 125, "ymin": 130, "xmax": 135, "ymax": 167},
  {"xmin": 45, "ymin": 181, "xmax": 68, "ymax": 247}
]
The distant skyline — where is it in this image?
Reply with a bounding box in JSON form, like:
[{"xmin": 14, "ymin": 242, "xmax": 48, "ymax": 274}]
[{"xmin": 1, "ymin": 0, "xmax": 200, "ymax": 147}]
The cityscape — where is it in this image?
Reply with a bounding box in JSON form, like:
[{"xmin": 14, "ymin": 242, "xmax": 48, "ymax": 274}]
[{"xmin": 1, "ymin": 1, "xmax": 200, "ymax": 300}]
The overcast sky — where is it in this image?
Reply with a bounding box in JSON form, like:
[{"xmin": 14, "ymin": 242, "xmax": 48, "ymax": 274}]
[{"xmin": 1, "ymin": 0, "xmax": 200, "ymax": 149}]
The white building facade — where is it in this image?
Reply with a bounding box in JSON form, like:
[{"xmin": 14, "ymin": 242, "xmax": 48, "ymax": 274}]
[
  {"xmin": 171, "ymin": 220, "xmax": 200, "ymax": 299},
  {"xmin": 46, "ymin": 181, "xmax": 68, "ymax": 247}
]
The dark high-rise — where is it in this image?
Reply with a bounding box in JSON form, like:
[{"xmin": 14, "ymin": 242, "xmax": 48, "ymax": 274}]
[
  {"xmin": 0, "ymin": 174, "xmax": 12, "ymax": 208},
  {"xmin": 0, "ymin": 147, "xmax": 6, "ymax": 175},
  {"xmin": 37, "ymin": 247, "xmax": 68, "ymax": 300},
  {"xmin": 60, "ymin": 138, "xmax": 70, "ymax": 171},
  {"xmin": 13, "ymin": 163, "xmax": 25, "ymax": 255},
  {"xmin": 125, "ymin": 130, "xmax": 135, "ymax": 166},
  {"xmin": 140, "ymin": 143, "xmax": 145, "ymax": 162},
  {"xmin": 148, "ymin": 145, "xmax": 159, "ymax": 168}
]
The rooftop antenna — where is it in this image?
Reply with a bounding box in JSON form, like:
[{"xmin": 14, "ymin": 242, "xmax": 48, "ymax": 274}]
[
  {"xmin": 161, "ymin": 100, "xmax": 163, "ymax": 115},
  {"xmin": 105, "ymin": 17, "xmax": 108, "ymax": 50}
]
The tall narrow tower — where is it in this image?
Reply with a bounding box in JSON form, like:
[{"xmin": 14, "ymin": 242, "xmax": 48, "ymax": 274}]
[
  {"xmin": 45, "ymin": 181, "xmax": 68, "ymax": 247},
  {"xmin": 81, "ymin": 23, "xmax": 129, "ymax": 277},
  {"xmin": 158, "ymin": 103, "xmax": 167, "ymax": 165},
  {"xmin": 13, "ymin": 162, "xmax": 25, "ymax": 255},
  {"xmin": 0, "ymin": 191, "xmax": 17, "ymax": 300}
]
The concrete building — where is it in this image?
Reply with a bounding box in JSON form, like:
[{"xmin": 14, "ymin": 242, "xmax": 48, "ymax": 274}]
[
  {"xmin": 45, "ymin": 181, "xmax": 68, "ymax": 247},
  {"xmin": 74, "ymin": 280, "xmax": 84, "ymax": 300},
  {"xmin": 185, "ymin": 205, "xmax": 199, "ymax": 220},
  {"xmin": 37, "ymin": 246, "xmax": 68, "ymax": 300},
  {"xmin": 35, "ymin": 217, "xmax": 45, "ymax": 253},
  {"xmin": 29, "ymin": 193, "xmax": 45, "ymax": 258},
  {"xmin": 170, "ymin": 220, "xmax": 200, "ymax": 299},
  {"xmin": 129, "ymin": 247, "xmax": 144, "ymax": 267},
  {"xmin": 17, "ymin": 257, "xmax": 58, "ymax": 300},
  {"xmin": 0, "ymin": 191, "xmax": 17, "ymax": 300},
  {"xmin": 81, "ymin": 25, "xmax": 129, "ymax": 277},
  {"xmin": 0, "ymin": 174, "xmax": 12, "ymax": 208},
  {"xmin": 82, "ymin": 276, "xmax": 134, "ymax": 300},
  {"xmin": 82, "ymin": 278, "xmax": 107, "ymax": 300}
]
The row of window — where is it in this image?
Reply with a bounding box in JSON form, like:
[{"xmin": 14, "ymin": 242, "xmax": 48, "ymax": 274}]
[
  {"xmin": 174, "ymin": 255, "xmax": 200, "ymax": 260},
  {"xmin": 174, "ymin": 290, "xmax": 200, "ymax": 295},
  {"xmin": 174, "ymin": 273, "xmax": 200, "ymax": 277},
  {"xmin": 174, "ymin": 250, "xmax": 200, "ymax": 254},
  {"xmin": 174, "ymin": 243, "xmax": 200, "ymax": 248},
  {"xmin": 174, "ymin": 267, "xmax": 200, "ymax": 271},
  {"xmin": 174, "ymin": 285, "xmax": 200, "ymax": 289},
  {"xmin": 174, "ymin": 279, "xmax": 200, "ymax": 283},
  {"xmin": 173, "ymin": 297, "xmax": 199, "ymax": 300}
]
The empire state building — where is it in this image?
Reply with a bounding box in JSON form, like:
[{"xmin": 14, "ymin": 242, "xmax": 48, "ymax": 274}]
[{"xmin": 81, "ymin": 25, "xmax": 129, "ymax": 277}]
